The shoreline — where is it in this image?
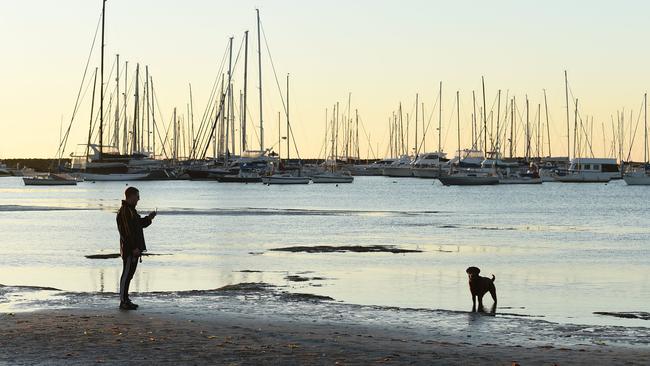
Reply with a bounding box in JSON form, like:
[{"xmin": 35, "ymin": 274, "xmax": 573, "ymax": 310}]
[
  {"xmin": 1, "ymin": 284, "xmax": 649, "ymax": 365},
  {"xmin": 2, "ymin": 307, "xmax": 648, "ymax": 365}
]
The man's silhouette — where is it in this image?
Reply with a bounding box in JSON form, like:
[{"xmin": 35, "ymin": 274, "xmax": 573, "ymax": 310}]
[{"xmin": 116, "ymin": 187, "xmax": 156, "ymax": 310}]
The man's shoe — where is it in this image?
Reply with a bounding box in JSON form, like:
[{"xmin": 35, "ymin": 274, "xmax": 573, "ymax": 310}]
[
  {"xmin": 119, "ymin": 302, "xmax": 137, "ymax": 310},
  {"xmin": 126, "ymin": 300, "xmax": 139, "ymax": 309}
]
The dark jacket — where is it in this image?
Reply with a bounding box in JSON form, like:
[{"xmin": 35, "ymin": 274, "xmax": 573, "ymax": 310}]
[{"xmin": 116, "ymin": 200, "xmax": 152, "ymax": 258}]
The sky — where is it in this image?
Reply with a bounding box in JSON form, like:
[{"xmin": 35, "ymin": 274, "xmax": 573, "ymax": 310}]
[{"xmin": 1, "ymin": 0, "xmax": 649, "ymax": 161}]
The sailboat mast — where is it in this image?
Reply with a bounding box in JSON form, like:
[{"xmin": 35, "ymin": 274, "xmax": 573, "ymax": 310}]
[
  {"xmin": 438, "ymin": 82, "xmax": 442, "ymax": 153},
  {"xmin": 99, "ymin": 0, "xmax": 106, "ymax": 158},
  {"xmin": 414, "ymin": 93, "xmax": 418, "ymax": 156},
  {"xmin": 123, "ymin": 61, "xmax": 128, "ymax": 154},
  {"xmin": 525, "ymin": 95, "xmax": 529, "ymax": 160},
  {"xmin": 286, "ymin": 73, "xmax": 290, "ymax": 162},
  {"xmin": 146, "ymin": 66, "xmax": 150, "ymax": 153},
  {"xmin": 256, "ymin": 9, "xmax": 264, "ymax": 152},
  {"xmin": 86, "ymin": 69, "xmax": 98, "ymax": 161},
  {"xmin": 510, "ymin": 97, "xmax": 514, "ymax": 158},
  {"xmin": 150, "ymin": 76, "xmax": 156, "ymax": 158},
  {"xmin": 537, "ymin": 103, "xmax": 541, "ymax": 158},
  {"xmin": 496, "ymin": 90, "xmax": 501, "ymax": 155},
  {"xmin": 189, "ymin": 83, "xmax": 194, "ymax": 158},
  {"xmin": 544, "ymin": 89, "xmax": 551, "ymax": 157},
  {"xmin": 356, "ymin": 109, "xmax": 360, "ymax": 161},
  {"xmin": 564, "ymin": 70, "xmax": 570, "ymax": 160},
  {"xmin": 226, "ymin": 37, "xmax": 233, "ymax": 157},
  {"xmin": 115, "ymin": 54, "xmax": 120, "ymax": 153},
  {"xmin": 132, "ymin": 64, "xmax": 139, "ymax": 154},
  {"xmin": 173, "ymin": 107, "xmax": 177, "ymax": 163},
  {"xmin": 574, "ymin": 99, "xmax": 579, "ymax": 160},
  {"xmin": 456, "ymin": 91, "xmax": 460, "ymax": 163},
  {"xmin": 472, "ymin": 91, "xmax": 476, "ymax": 149},
  {"xmin": 481, "ymin": 77, "xmax": 487, "ymax": 157},
  {"xmin": 229, "ymin": 39, "xmax": 235, "ymax": 156},
  {"xmin": 242, "ymin": 30, "xmax": 249, "ymax": 152},
  {"xmin": 643, "ymin": 93, "xmax": 648, "ymax": 164},
  {"xmin": 422, "ymin": 103, "xmax": 425, "ymax": 152}
]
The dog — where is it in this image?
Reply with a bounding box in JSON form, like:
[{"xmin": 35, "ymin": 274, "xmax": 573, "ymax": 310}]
[{"xmin": 466, "ymin": 266, "xmax": 497, "ymax": 312}]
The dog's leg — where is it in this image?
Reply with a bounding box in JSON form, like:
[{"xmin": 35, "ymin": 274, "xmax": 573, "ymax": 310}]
[
  {"xmin": 477, "ymin": 294, "xmax": 485, "ymax": 312},
  {"xmin": 489, "ymin": 287, "xmax": 497, "ymax": 306},
  {"xmin": 471, "ymin": 294, "xmax": 477, "ymax": 312},
  {"xmin": 489, "ymin": 302, "xmax": 497, "ymax": 314}
]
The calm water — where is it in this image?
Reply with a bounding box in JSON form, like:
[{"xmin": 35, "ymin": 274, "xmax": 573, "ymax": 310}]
[{"xmin": 0, "ymin": 176, "xmax": 648, "ymax": 327}]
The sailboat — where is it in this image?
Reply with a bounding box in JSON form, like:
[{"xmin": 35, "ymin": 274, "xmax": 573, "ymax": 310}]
[
  {"xmin": 310, "ymin": 103, "xmax": 354, "ymax": 184},
  {"xmin": 623, "ymin": 93, "xmax": 650, "ymax": 185},
  {"xmin": 62, "ymin": 1, "xmax": 160, "ymax": 182},
  {"xmin": 23, "ymin": 173, "xmax": 80, "ymax": 186},
  {"xmin": 437, "ymin": 88, "xmax": 499, "ymax": 186}
]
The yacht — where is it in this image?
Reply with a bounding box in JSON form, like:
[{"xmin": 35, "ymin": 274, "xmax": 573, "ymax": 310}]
[
  {"xmin": 623, "ymin": 164, "xmax": 650, "ymax": 185},
  {"xmin": 553, "ymin": 158, "xmax": 620, "ymax": 183},
  {"xmin": 438, "ymin": 169, "xmax": 499, "ymax": 186},
  {"xmin": 23, "ymin": 173, "xmax": 80, "ymax": 186},
  {"xmin": 498, "ymin": 163, "xmax": 543, "ymax": 184},
  {"xmin": 350, "ymin": 159, "xmax": 395, "ymax": 176},
  {"xmin": 448, "ymin": 149, "xmax": 485, "ymax": 168},
  {"xmin": 262, "ymin": 174, "xmax": 310, "ymax": 185},
  {"xmin": 382, "ymin": 155, "xmax": 413, "ymax": 177},
  {"xmin": 538, "ymin": 157, "xmax": 569, "ymax": 182},
  {"xmin": 412, "ymin": 152, "xmax": 449, "ymax": 178},
  {"xmin": 310, "ymin": 171, "xmax": 354, "ymax": 183}
]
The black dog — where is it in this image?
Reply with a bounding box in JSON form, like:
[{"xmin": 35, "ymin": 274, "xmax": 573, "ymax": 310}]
[{"xmin": 466, "ymin": 266, "xmax": 497, "ymax": 312}]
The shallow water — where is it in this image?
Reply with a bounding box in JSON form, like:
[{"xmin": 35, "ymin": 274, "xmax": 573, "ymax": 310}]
[{"xmin": 0, "ymin": 176, "xmax": 648, "ymax": 328}]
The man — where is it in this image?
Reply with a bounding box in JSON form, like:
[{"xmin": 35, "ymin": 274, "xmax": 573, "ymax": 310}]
[{"xmin": 116, "ymin": 187, "xmax": 156, "ymax": 310}]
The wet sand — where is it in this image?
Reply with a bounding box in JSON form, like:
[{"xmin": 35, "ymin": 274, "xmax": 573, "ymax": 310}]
[{"xmin": 1, "ymin": 307, "xmax": 648, "ymax": 365}]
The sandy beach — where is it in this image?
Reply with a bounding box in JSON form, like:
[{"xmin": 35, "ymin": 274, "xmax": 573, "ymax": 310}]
[{"xmin": 1, "ymin": 285, "xmax": 649, "ymax": 365}]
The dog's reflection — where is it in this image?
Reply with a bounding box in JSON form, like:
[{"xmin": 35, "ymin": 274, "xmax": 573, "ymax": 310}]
[{"xmin": 472, "ymin": 302, "xmax": 498, "ymax": 315}]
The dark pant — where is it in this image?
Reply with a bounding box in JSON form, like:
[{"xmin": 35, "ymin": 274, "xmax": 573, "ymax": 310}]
[{"xmin": 119, "ymin": 255, "xmax": 138, "ymax": 303}]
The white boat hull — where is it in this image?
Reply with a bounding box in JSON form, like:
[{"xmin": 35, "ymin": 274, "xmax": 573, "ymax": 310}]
[
  {"xmin": 412, "ymin": 168, "xmax": 441, "ymax": 178},
  {"xmin": 554, "ymin": 173, "xmax": 612, "ymax": 183},
  {"xmin": 438, "ymin": 175, "xmax": 499, "ymax": 186},
  {"xmin": 623, "ymin": 173, "xmax": 650, "ymax": 185},
  {"xmin": 499, "ymin": 177, "xmax": 543, "ymax": 184},
  {"xmin": 382, "ymin": 167, "xmax": 413, "ymax": 177},
  {"xmin": 23, "ymin": 178, "xmax": 77, "ymax": 186},
  {"xmin": 262, "ymin": 176, "xmax": 310, "ymax": 185},
  {"xmin": 78, "ymin": 173, "xmax": 149, "ymax": 181},
  {"xmin": 310, "ymin": 175, "xmax": 354, "ymax": 184}
]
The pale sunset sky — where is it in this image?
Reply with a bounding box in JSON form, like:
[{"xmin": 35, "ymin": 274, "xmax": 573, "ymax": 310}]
[{"xmin": 1, "ymin": 0, "xmax": 649, "ymax": 160}]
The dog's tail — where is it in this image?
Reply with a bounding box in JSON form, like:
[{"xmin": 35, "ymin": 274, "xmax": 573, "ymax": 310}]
[{"xmin": 491, "ymin": 274, "xmax": 495, "ymax": 282}]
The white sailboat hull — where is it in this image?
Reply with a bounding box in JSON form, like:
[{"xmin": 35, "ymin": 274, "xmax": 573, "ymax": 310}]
[
  {"xmin": 499, "ymin": 177, "xmax": 543, "ymax": 184},
  {"xmin": 438, "ymin": 175, "xmax": 499, "ymax": 186},
  {"xmin": 554, "ymin": 173, "xmax": 612, "ymax": 183},
  {"xmin": 78, "ymin": 173, "xmax": 149, "ymax": 181},
  {"xmin": 623, "ymin": 173, "xmax": 650, "ymax": 185},
  {"xmin": 23, "ymin": 178, "xmax": 77, "ymax": 186},
  {"xmin": 262, "ymin": 175, "xmax": 310, "ymax": 185},
  {"xmin": 412, "ymin": 168, "xmax": 442, "ymax": 178},
  {"xmin": 310, "ymin": 174, "xmax": 354, "ymax": 184},
  {"xmin": 382, "ymin": 167, "xmax": 413, "ymax": 177}
]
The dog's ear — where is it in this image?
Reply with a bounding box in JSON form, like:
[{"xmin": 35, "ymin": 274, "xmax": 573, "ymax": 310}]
[{"xmin": 466, "ymin": 266, "xmax": 480, "ymax": 275}]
